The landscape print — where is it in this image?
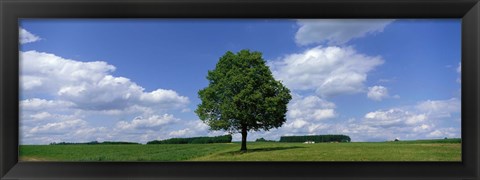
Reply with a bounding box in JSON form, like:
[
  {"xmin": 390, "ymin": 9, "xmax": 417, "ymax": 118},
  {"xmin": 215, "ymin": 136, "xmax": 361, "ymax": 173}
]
[{"xmin": 19, "ymin": 19, "xmax": 461, "ymax": 161}]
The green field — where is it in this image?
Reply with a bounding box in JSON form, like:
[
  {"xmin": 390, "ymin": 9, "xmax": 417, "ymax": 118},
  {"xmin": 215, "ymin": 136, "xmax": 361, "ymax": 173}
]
[{"xmin": 19, "ymin": 139, "xmax": 461, "ymax": 161}]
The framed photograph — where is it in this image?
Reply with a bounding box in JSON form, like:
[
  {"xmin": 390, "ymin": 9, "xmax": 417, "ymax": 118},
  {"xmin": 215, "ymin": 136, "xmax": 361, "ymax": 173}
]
[{"xmin": 1, "ymin": 0, "xmax": 479, "ymax": 179}]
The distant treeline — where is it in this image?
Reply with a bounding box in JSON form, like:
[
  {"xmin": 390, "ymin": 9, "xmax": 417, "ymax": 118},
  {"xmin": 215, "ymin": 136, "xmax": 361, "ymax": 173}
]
[
  {"xmin": 280, "ymin": 135, "xmax": 351, "ymax": 143},
  {"xmin": 255, "ymin": 138, "xmax": 276, "ymax": 142},
  {"xmin": 389, "ymin": 138, "xmax": 461, "ymax": 144},
  {"xmin": 50, "ymin": 141, "xmax": 140, "ymax": 145},
  {"xmin": 147, "ymin": 135, "xmax": 232, "ymax": 144}
]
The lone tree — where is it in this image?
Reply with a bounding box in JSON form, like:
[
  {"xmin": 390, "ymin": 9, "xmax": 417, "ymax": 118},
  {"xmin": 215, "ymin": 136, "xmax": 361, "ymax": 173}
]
[{"xmin": 196, "ymin": 50, "xmax": 291, "ymax": 151}]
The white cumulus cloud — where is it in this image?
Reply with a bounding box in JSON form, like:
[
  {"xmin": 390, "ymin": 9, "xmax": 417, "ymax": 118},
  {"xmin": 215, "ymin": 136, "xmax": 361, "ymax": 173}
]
[
  {"xmin": 415, "ymin": 98, "xmax": 460, "ymax": 118},
  {"xmin": 29, "ymin": 112, "xmax": 54, "ymax": 121},
  {"xmin": 20, "ymin": 98, "xmax": 74, "ymax": 111},
  {"xmin": 19, "ymin": 28, "xmax": 41, "ymax": 44},
  {"xmin": 116, "ymin": 114, "xmax": 178, "ymax": 131},
  {"xmin": 19, "ymin": 51, "xmax": 193, "ymax": 144},
  {"xmin": 351, "ymin": 98, "xmax": 460, "ymax": 141},
  {"xmin": 248, "ymin": 94, "xmax": 337, "ymax": 139},
  {"xmin": 29, "ymin": 119, "xmax": 87, "ymax": 134},
  {"xmin": 364, "ymin": 108, "xmax": 415, "ymax": 127},
  {"xmin": 20, "ymin": 50, "xmax": 189, "ymax": 111},
  {"xmin": 427, "ymin": 128, "xmax": 458, "ymax": 138},
  {"xmin": 295, "ymin": 19, "xmax": 394, "ymax": 45},
  {"xmin": 167, "ymin": 121, "xmax": 219, "ymax": 138},
  {"xmin": 364, "ymin": 109, "xmax": 429, "ymax": 127},
  {"xmin": 269, "ymin": 46, "xmax": 384, "ymax": 97},
  {"xmin": 140, "ymin": 89, "xmax": 190, "ymax": 108},
  {"xmin": 287, "ymin": 94, "xmax": 336, "ymax": 120},
  {"xmin": 367, "ymin": 85, "xmax": 389, "ymax": 101}
]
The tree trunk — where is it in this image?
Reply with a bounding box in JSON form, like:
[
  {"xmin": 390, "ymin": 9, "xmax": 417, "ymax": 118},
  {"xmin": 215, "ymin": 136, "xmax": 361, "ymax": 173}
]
[{"xmin": 241, "ymin": 126, "xmax": 247, "ymax": 151}]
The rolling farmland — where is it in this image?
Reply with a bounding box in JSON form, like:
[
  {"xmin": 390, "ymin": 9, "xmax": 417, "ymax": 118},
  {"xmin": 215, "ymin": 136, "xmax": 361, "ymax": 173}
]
[{"xmin": 19, "ymin": 139, "xmax": 461, "ymax": 161}]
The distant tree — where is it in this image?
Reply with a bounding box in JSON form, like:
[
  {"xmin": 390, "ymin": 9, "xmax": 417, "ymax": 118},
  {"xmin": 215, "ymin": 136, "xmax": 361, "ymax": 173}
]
[
  {"xmin": 256, "ymin": 138, "xmax": 266, "ymax": 142},
  {"xmin": 196, "ymin": 50, "xmax": 291, "ymax": 151},
  {"xmin": 146, "ymin": 135, "xmax": 232, "ymax": 144}
]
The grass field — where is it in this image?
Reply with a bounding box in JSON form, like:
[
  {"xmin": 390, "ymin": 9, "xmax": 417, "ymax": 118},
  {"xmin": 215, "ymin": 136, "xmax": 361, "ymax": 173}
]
[{"xmin": 19, "ymin": 139, "xmax": 461, "ymax": 161}]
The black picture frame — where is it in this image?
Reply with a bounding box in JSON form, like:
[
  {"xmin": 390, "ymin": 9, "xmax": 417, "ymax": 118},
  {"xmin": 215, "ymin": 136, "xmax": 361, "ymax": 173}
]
[{"xmin": 1, "ymin": 0, "xmax": 479, "ymax": 179}]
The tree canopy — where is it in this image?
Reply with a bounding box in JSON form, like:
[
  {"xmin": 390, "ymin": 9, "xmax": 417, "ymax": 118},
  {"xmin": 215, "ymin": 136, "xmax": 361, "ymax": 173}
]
[{"xmin": 195, "ymin": 49, "xmax": 291, "ymax": 151}]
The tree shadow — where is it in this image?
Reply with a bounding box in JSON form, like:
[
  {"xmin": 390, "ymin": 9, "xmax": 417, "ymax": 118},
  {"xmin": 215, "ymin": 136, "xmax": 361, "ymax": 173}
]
[{"xmin": 221, "ymin": 146, "xmax": 305, "ymax": 155}]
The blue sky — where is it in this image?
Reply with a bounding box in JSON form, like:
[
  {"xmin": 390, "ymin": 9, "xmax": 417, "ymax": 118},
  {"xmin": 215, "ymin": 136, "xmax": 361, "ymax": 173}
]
[{"xmin": 19, "ymin": 19, "xmax": 461, "ymax": 144}]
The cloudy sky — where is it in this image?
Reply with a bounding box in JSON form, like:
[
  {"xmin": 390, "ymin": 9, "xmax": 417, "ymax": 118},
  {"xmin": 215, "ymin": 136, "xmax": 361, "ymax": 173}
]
[{"xmin": 19, "ymin": 19, "xmax": 461, "ymax": 144}]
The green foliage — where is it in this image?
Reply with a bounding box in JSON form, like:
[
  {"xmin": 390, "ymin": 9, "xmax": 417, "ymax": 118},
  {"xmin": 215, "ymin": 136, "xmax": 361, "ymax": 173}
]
[
  {"xmin": 146, "ymin": 135, "xmax": 232, "ymax": 144},
  {"xmin": 196, "ymin": 49, "xmax": 291, "ymax": 132},
  {"xmin": 195, "ymin": 49, "xmax": 291, "ymax": 150},
  {"xmin": 50, "ymin": 141, "xmax": 140, "ymax": 145},
  {"xmin": 279, "ymin": 135, "xmax": 351, "ymax": 143},
  {"xmin": 101, "ymin": 141, "xmax": 140, "ymax": 145},
  {"xmin": 255, "ymin": 138, "xmax": 276, "ymax": 142},
  {"xmin": 256, "ymin": 138, "xmax": 266, "ymax": 142}
]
